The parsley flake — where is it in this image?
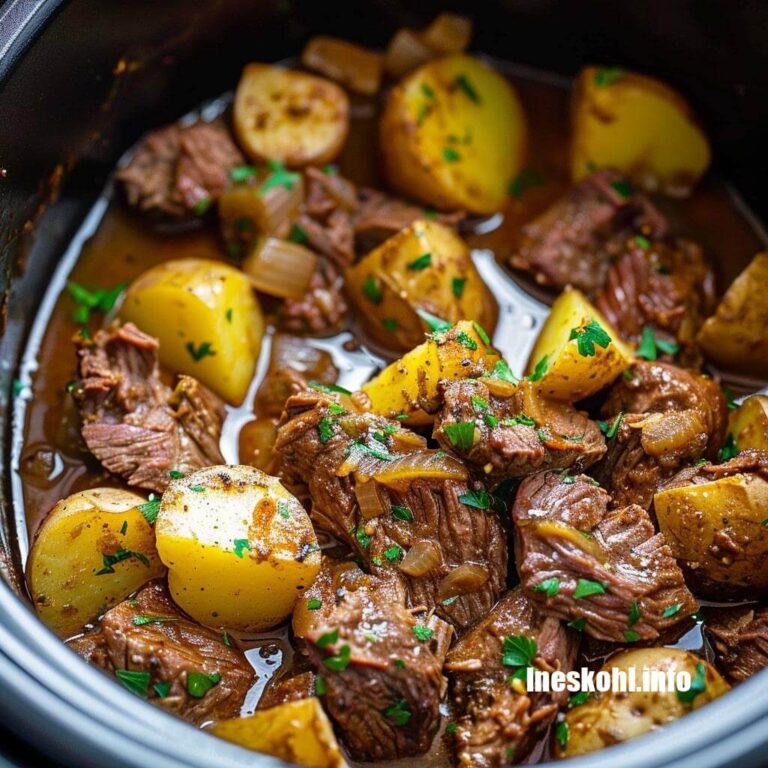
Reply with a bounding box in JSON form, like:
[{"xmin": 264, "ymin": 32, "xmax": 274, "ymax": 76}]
[{"xmin": 569, "ymin": 319, "xmax": 612, "ymax": 357}]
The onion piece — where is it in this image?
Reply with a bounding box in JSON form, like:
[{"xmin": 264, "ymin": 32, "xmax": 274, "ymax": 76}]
[
  {"xmin": 355, "ymin": 479, "xmax": 387, "ymax": 520},
  {"xmin": 367, "ymin": 449, "xmax": 469, "ymax": 491},
  {"xmin": 421, "ymin": 13, "xmax": 472, "ymax": 54},
  {"xmin": 390, "ymin": 430, "xmax": 428, "ymax": 452},
  {"xmin": 301, "ymin": 36, "xmax": 384, "ymax": 96},
  {"xmin": 242, "ymin": 237, "xmax": 317, "ymax": 300},
  {"xmin": 436, "ymin": 564, "xmax": 489, "ymax": 601},
  {"xmin": 640, "ymin": 409, "xmax": 706, "ymax": 457},
  {"xmin": 484, "ymin": 377, "xmax": 519, "ymax": 399},
  {"xmin": 384, "ymin": 28, "xmax": 434, "ymax": 78},
  {"xmin": 305, "ymin": 167, "xmax": 358, "ymax": 212},
  {"xmin": 400, "ymin": 541, "xmax": 442, "ymax": 577}
]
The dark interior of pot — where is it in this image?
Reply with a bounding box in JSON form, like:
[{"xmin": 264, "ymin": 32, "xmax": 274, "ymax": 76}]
[{"xmin": 2, "ymin": 1, "xmax": 768, "ymax": 767}]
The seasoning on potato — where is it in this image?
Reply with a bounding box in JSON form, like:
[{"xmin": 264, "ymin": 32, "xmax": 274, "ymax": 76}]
[
  {"xmin": 155, "ymin": 465, "xmax": 321, "ymax": 631},
  {"xmin": 729, "ymin": 395, "xmax": 768, "ymax": 451}
]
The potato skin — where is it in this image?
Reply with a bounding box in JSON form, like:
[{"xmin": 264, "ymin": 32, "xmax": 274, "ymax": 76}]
[
  {"xmin": 359, "ymin": 320, "xmax": 500, "ymax": 426},
  {"xmin": 526, "ymin": 287, "xmax": 634, "ymax": 401},
  {"xmin": 729, "ymin": 395, "xmax": 768, "ymax": 451},
  {"xmin": 346, "ymin": 220, "xmax": 495, "ymax": 351},
  {"xmin": 234, "ymin": 63, "xmax": 349, "ymax": 168},
  {"xmin": 559, "ymin": 648, "xmax": 728, "ymax": 757},
  {"xmin": 120, "ymin": 257, "xmax": 264, "ymax": 405},
  {"xmin": 697, "ymin": 253, "xmax": 768, "ymax": 378},
  {"xmin": 210, "ymin": 698, "xmax": 345, "ymax": 768},
  {"xmin": 571, "ymin": 66, "xmax": 710, "ymax": 196},
  {"xmin": 654, "ymin": 470, "xmax": 768, "ymax": 596},
  {"xmin": 26, "ymin": 488, "xmax": 164, "ymax": 638},
  {"xmin": 380, "ymin": 55, "xmax": 526, "ymax": 214},
  {"xmin": 155, "ymin": 465, "xmax": 321, "ymax": 632}
]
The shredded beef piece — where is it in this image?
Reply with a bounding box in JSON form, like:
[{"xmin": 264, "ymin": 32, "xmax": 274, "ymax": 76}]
[
  {"xmin": 72, "ymin": 323, "xmax": 225, "ymax": 492},
  {"xmin": 275, "ymin": 392, "xmax": 507, "ymax": 630},
  {"xmin": 663, "ymin": 449, "xmax": 768, "ymax": 489},
  {"xmin": 68, "ymin": 581, "xmax": 254, "ymax": 725},
  {"xmin": 510, "ymin": 170, "xmax": 667, "ymax": 294},
  {"xmin": 446, "ymin": 589, "xmax": 578, "ymax": 766},
  {"xmin": 596, "ymin": 235, "xmax": 715, "ymax": 365},
  {"xmin": 116, "ymin": 118, "xmax": 244, "ymax": 219},
  {"xmin": 433, "ymin": 378, "xmax": 605, "ymax": 484},
  {"xmin": 512, "ymin": 471, "xmax": 697, "ymax": 642},
  {"xmin": 279, "ymin": 259, "xmax": 348, "ymax": 335},
  {"xmin": 296, "ymin": 559, "xmax": 448, "ymax": 760},
  {"xmin": 595, "ymin": 361, "xmax": 728, "ymax": 508},
  {"xmin": 706, "ymin": 605, "xmax": 768, "ymax": 683}
]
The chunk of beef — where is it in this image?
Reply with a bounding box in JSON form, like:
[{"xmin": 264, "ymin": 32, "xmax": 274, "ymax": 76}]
[
  {"xmin": 295, "ymin": 559, "xmax": 448, "ymax": 761},
  {"xmin": 595, "ymin": 361, "xmax": 728, "ymax": 508},
  {"xmin": 510, "ymin": 170, "xmax": 667, "ymax": 294},
  {"xmin": 68, "ymin": 581, "xmax": 254, "ymax": 725},
  {"xmin": 434, "ymin": 378, "xmax": 605, "ymax": 484},
  {"xmin": 596, "ymin": 235, "xmax": 715, "ymax": 365},
  {"xmin": 258, "ymin": 670, "xmax": 317, "ymax": 710},
  {"xmin": 116, "ymin": 118, "xmax": 244, "ymax": 219},
  {"xmin": 278, "ymin": 259, "xmax": 349, "ymax": 335},
  {"xmin": 446, "ymin": 589, "xmax": 578, "ymax": 766},
  {"xmin": 72, "ymin": 323, "xmax": 225, "ymax": 492},
  {"xmin": 661, "ymin": 448, "xmax": 768, "ymax": 489},
  {"xmin": 275, "ymin": 392, "xmax": 508, "ymax": 630},
  {"xmin": 512, "ymin": 471, "xmax": 697, "ymax": 642},
  {"xmin": 706, "ymin": 604, "xmax": 768, "ymax": 683}
]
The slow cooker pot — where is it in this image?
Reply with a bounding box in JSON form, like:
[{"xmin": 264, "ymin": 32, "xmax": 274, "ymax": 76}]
[{"xmin": 1, "ymin": 1, "xmax": 768, "ymax": 766}]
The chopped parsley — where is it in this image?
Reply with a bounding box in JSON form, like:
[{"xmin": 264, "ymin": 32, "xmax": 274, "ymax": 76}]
[
  {"xmin": 308, "ymin": 380, "xmax": 351, "ymax": 395},
  {"xmin": 723, "ymin": 386, "xmax": 738, "ymax": 411},
  {"xmin": 193, "ymin": 197, "xmax": 211, "ymax": 215},
  {"xmin": 420, "ymin": 83, "xmax": 435, "ymax": 99},
  {"xmin": 259, "ymin": 159, "xmax": 300, "ymax": 195},
  {"xmin": 354, "ymin": 525, "xmax": 372, "ymax": 549},
  {"xmin": 624, "ymin": 630, "xmax": 641, "ymax": 642},
  {"xmin": 555, "ymin": 720, "xmax": 569, "ymax": 750},
  {"xmin": 169, "ymin": 469, "xmax": 185, "ymax": 479},
  {"xmin": 232, "ymin": 539, "xmax": 250, "ymax": 558},
  {"xmin": 718, "ymin": 433, "xmax": 739, "ymax": 462},
  {"xmin": 458, "ymin": 489, "xmax": 491, "ymax": 509},
  {"xmin": 382, "ymin": 699, "xmax": 412, "ymax": 727},
  {"xmin": 384, "ymin": 544, "xmax": 404, "ymax": 562},
  {"xmin": 289, "ymin": 222, "xmax": 309, "ymax": 244},
  {"xmin": 393, "ymin": 659, "xmax": 406, "ymax": 669},
  {"xmin": 189, "ymin": 485, "xmax": 205, "ymax": 493},
  {"xmin": 454, "ymin": 73, "xmax": 479, "ymax": 103},
  {"xmin": 277, "ymin": 500, "xmax": 290, "ymax": 519},
  {"xmin": 307, "ymin": 598, "xmax": 322, "ymax": 611},
  {"xmin": 314, "ymin": 676, "xmax": 327, "ymax": 696},
  {"xmin": 153, "ymin": 681, "xmax": 172, "ymax": 698},
  {"xmin": 350, "ymin": 438, "xmax": 391, "ymax": 462},
  {"xmin": 225, "ymin": 307, "xmax": 233, "ymax": 323},
  {"xmin": 316, "ymin": 629, "xmax": 339, "ymax": 648},
  {"xmin": 391, "ymin": 505, "xmax": 413, "ymax": 521},
  {"xmin": 611, "ymin": 179, "xmax": 632, "ymax": 198},
  {"xmin": 594, "ymin": 66, "xmax": 626, "ymax": 87},
  {"xmin": 501, "ymin": 414, "xmax": 535, "ymax": 427},
  {"xmin": 527, "ymin": 354, "xmax": 550, "ymax": 382},
  {"xmin": 628, "ymin": 600, "xmax": 641, "ymax": 626},
  {"xmin": 445, "ymin": 722, "xmax": 458, "ymax": 735},
  {"xmin": 569, "ymin": 691, "xmax": 589, "ymax": 708},
  {"xmin": 417, "ymin": 308, "xmax": 452, "ymax": 333},
  {"xmin": 408, "ymin": 253, "xmax": 432, "ymax": 271},
  {"xmin": 567, "ymin": 617, "xmax": 586, "ymax": 631},
  {"xmin": 533, "ymin": 577, "xmax": 560, "ymax": 597},
  {"xmin": 502, "ymin": 634, "xmax": 537, "ymax": 668},
  {"xmin": 485, "ymin": 412, "xmax": 499, "ymax": 427},
  {"xmin": 115, "ymin": 669, "xmax": 151, "ymax": 698},
  {"xmin": 221, "ymin": 631, "xmax": 233, "ymax": 647},
  {"xmin": 382, "ymin": 317, "xmax": 398, "ymax": 332},
  {"xmin": 362, "ymin": 275, "xmax": 382, "ymax": 304},
  {"xmin": 452, "ymin": 277, "xmax": 466, "ymax": 299},
  {"xmin": 569, "ymin": 319, "xmax": 612, "ymax": 357},
  {"xmin": 662, "ymin": 603, "xmax": 681, "ymax": 618},
  {"xmin": 508, "ymin": 168, "xmax": 544, "ymax": 198},
  {"xmin": 133, "ymin": 615, "xmax": 178, "ymax": 626},
  {"xmin": 473, "ymin": 322, "xmax": 493, "ymax": 349},
  {"xmin": 634, "ymin": 235, "xmax": 651, "ymax": 250},
  {"xmin": 456, "ymin": 330, "xmax": 478, "ymax": 350},
  {"xmin": 599, "ymin": 411, "xmax": 624, "ymax": 439},
  {"xmin": 97, "ymin": 548, "xmax": 150, "ymax": 575},
  {"xmin": 413, "ymin": 625, "xmax": 434, "ymax": 642},
  {"xmin": 324, "ymin": 644, "xmax": 351, "ymax": 672},
  {"xmin": 489, "ymin": 359, "xmax": 519, "ymax": 384},
  {"xmin": 230, "ymin": 165, "xmax": 258, "ymax": 183},
  {"xmin": 322, "ymin": 164, "xmax": 338, "ymax": 176},
  {"xmin": 119, "ymin": 520, "xmax": 128, "ymax": 536},
  {"xmin": 442, "ymin": 147, "xmax": 461, "ymax": 163},
  {"xmin": 444, "ymin": 421, "xmax": 476, "ymax": 451},
  {"xmin": 66, "ymin": 281, "xmax": 126, "ymax": 325},
  {"xmin": 636, "ymin": 326, "xmax": 679, "ymax": 360},
  {"xmin": 318, "ymin": 416, "xmax": 334, "ymax": 444},
  {"xmin": 471, "ymin": 394, "xmax": 489, "ymax": 411},
  {"xmin": 186, "ymin": 341, "xmax": 216, "ymax": 361},
  {"xmin": 328, "ymin": 402, "xmax": 346, "ymax": 415},
  {"xmin": 187, "ymin": 671, "xmax": 221, "ymax": 699},
  {"xmin": 572, "ymin": 579, "xmax": 608, "ymax": 599},
  {"xmin": 677, "ymin": 662, "xmax": 707, "ymax": 704}
]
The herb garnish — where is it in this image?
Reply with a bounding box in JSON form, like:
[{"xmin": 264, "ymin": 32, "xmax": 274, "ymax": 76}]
[
  {"xmin": 594, "ymin": 67, "xmax": 626, "ymax": 87},
  {"xmin": 324, "ymin": 644, "xmax": 351, "ymax": 672},
  {"xmin": 382, "ymin": 699, "xmax": 411, "ymax": 726},
  {"xmin": 187, "ymin": 671, "xmax": 221, "ymax": 699},
  {"xmin": 413, "ymin": 625, "xmax": 434, "ymax": 642},
  {"xmin": 133, "ymin": 615, "xmax": 178, "ymax": 626},
  {"xmin": 392, "ymin": 505, "xmax": 413, "ymax": 522},
  {"xmin": 443, "ymin": 421, "xmax": 476, "ymax": 451},
  {"xmin": 384, "ymin": 544, "xmax": 403, "ymax": 562},
  {"xmin": 67, "ymin": 281, "xmax": 126, "ymax": 325},
  {"xmin": 569, "ymin": 319, "xmax": 612, "ymax": 357},
  {"xmin": 677, "ymin": 662, "xmax": 707, "ymax": 704},
  {"xmin": 259, "ymin": 159, "xmax": 300, "ymax": 195},
  {"xmin": 307, "ymin": 598, "xmax": 322, "ymax": 611},
  {"xmin": 97, "ymin": 548, "xmax": 150, "ymax": 575},
  {"xmin": 289, "ymin": 222, "xmax": 309, "ymax": 244},
  {"xmin": 456, "ymin": 330, "xmax": 478, "ymax": 350},
  {"xmin": 502, "ymin": 634, "xmax": 537, "ymax": 668},
  {"xmin": 555, "ymin": 720, "xmax": 569, "ymax": 750},
  {"xmin": 533, "ymin": 577, "xmax": 560, "ymax": 597},
  {"xmin": 454, "ymin": 73, "xmax": 480, "ymax": 103},
  {"xmin": 662, "ymin": 603, "xmax": 682, "ymax": 618},
  {"xmin": 573, "ymin": 579, "xmax": 608, "ymax": 599},
  {"xmin": 417, "ymin": 308, "xmax": 452, "ymax": 334},
  {"xmin": 382, "ymin": 317, "xmax": 398, "ymax": 332},
  {"xmin": 232, "ymin": 539, "xmax": 250, "ymax": 558},
  {"xmin": 527, "ymin": 355, "xmax": 550, "ymax": 382},
  {"xmin": 636, "ymin": 326, "xmax": 679, "ymax": 360},
  {"xmin": 362, "ymin": 276, "xmax": 382, "ymax": 304},
  {"xmin": 115, "ymin": 669, "xmax": 151, "ymax": 698},
  {"xmin": 452, "ymin": 277, "xmax": 466, "ymax": 298},
  {"xmin": 508, "ymin": 168, "xmax": 543, "ymax": 198},
  {"xmin": 186, "ymin": 341, "xmax": 216, "ymax": 361},
  {"xmin": 408, "ymin": 253, "xmax": 432, "ymax": 271},
  {"xmin": 458, "ymin": 489, "xmax": 491, "ymax": 509},
  {"xmin": 318, "ymin": 416, "xmax": 334, "ymax": 444},
  {"xmin": 442, "ymin": 147, "xmax": 461, "ymax": 163},
  {"xmin": 718, "ymin": 433, "xmax": 739, "ymax": 462},
  {"xmin": 628, "ymin": 600, "xmax": 641, "ymax": 626},
  {"xmin": 308, "ymin": 380, "xmax": 351, "ymax": 395}
]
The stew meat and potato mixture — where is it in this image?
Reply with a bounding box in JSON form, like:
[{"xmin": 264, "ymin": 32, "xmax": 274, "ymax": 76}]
[{"xmin": 16, "ymin": 13, "xmax": 768, "ymax": 768}]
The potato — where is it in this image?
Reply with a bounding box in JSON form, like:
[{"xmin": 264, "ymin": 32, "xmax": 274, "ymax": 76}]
[
  {"xmin": 526, "ymin": 287, "xmax": 634, "ymax": 401},
  {"xmin": 234, "ymin": 64, "xmax": 349, "ymax": 168},
  {"xmin": 301, "ymin": 36, "xmax": 383, "ymax": 96},
  {"xmin": 729, "ymin": 395, "xmax": 768, "ymax": 451},
  {"xmin": 210, "ymin": 698, "xmax": 346, "ymax": 768},
  {"xmin": 346, "ymin": 220, "xmax": 495, "ymax": 351},
  {"xmin": 571, "ymin": 66, "xmax": 711, "ymax": 196},
  {"xmin": 120, "ymin": 258, "xmax": 263, "ymax": 405},
  {"xmin": 558, "ymin": 648, "xmax": 728, "ymax": 757},
  {"xmin": 26, "ymin": 488, "xmax": 164, "ymax": 638},
  {"xmin": 359, "ymin": 320, "xmax": 500, "ymax": 426},
  {"xmin": 380, "ymin": 55, "xmax": 527, "ymax": 214},
  {"xmin": 654, "ymin": 470, "xmax": 768, "ymax": 596},
  {"xmin": 155, "ymin": 465, "xmax": 321, "ymax": 631},
  {"xmin": 238, "ymin": 417, "xmax": 278, "ymax": 472},
  {"xmin": 697, "ymin": 253, "xmax": 768, "ymax": 378}
]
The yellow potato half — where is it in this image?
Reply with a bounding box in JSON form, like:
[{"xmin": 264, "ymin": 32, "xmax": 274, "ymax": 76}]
[
  {"xmin": 729, "ymin": 395, "xmax": 768, "ymax": 451},
  {"xmin": 156, "ymin": 465, "xmax": 321, "ymax": 631},
  {"xmin": 526, "ymin": 287, "xmax": 634, "ymax": 401},
  {"xmin": 26, "ymin": 488, "xmax": 164, "ymax": 638},
  {"xmin": 120, "ymin": 258, "xmax": 263, "ymax": 405},
  {"xmin": 380, "ymin": 55, "xmax": 527, "ymax": 214},
  {"xmin": 571, "ymin": 66, "xmax": 711, "ymax": 196},
  {"xmin": 234, "ymin": 63, "xmax": 349, "ymax": 168}
]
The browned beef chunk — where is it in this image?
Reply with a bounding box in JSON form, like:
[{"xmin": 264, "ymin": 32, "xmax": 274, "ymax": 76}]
[
  {"xmin": 512, "ymin": 471, "xmax": 697, "ymax": 642},
  {"xmin": 68, "ymin": 581, "xmax": 254, "ymax": 725},
  {"xmin": 278, "ymin": 259, "xmax": 349, "ymax": 335},
  {"xmin": 72, "ymin": 323, "xmax": 225, "ymax": 492},
  {"xmin": 706, "ymin": 604, "xmax": 768, "ymax": 683},
  {"xmin": 116, "ymin": 118, "xmax": 244, "ymax": 219},
  {"xmin": 596, "ymin": 236, "xmax": 715, "ymax": 364},
  {"xmin": 258, "ymin": 670, "xmax": 317, "ymax": 710},
  {"xmin": 295, "ymin": 559, "xmax": 448, "ymax": 761},
  {"xmin": 510, "ymin": 170, "xmax": 667, "ymax": 294},
  {"xmin": 445, "ymin": 589, "xmax": 578, "ymax": 766},
  {"xmin": 662, "ymin": 448, "xmax": 768, "ymax": 489},
  {"xmin": 434, "ymin": 378, "xmax": 605, "ymax": 484},
  {"xmin": 595, "ymin": 361, "xmax": 727, "ymax": 508},
  {"xmin": 275, "ymin": 392, "xmax": 508, "ymax": 630}
]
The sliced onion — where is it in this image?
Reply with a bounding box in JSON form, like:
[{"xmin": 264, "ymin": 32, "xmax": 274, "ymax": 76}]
[
  {"xmin": 306, "ymin": 167, "xmax": 358, "ymax": 212},
  {"xmin": 400, "ymin": 540, "xmax": 442, "ymax": 577},
  {"xmin": 640, "ymin": 409, "xmax": 705, "ymax": 457},
  {"xmin": 301, "ymin": 36, "xmax": 383, "ymax": 96},
  {"xmin": 384, "ymin": 28, "xmax": 434, "ymax": 77},
  {"xmin": 484, "ymin": 377, "xmax": 519, "ymax": 399},
  {"xmin": 421, "ymin": 13, "xmax": 472, "ymax": 54},
  {"xmin": 369, "ymin": 449, "xmax": 468, "ymax": 491},
  {"xmin": 258, "ymin": 177, "xmax": 305, "ymax": 237},
  {"xmin": 242, "ymin": 237, "xmax": 317, "ymax": 300},
  {"xmin": 436, "ymin": 564, "xmax": 489, "ymax": 601},
  {"xmin": 525, "ymin": 519, "xmax": 607, "ymax": 563},
  {"xmin": 391, "ymin": 430, "xmax": 428, "ymax": 452},
  {"xmin": 355, "ymin": 479, "xmax": 387, "ymax": 520}
]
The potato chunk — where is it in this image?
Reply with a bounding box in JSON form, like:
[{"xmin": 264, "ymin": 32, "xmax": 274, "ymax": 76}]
[
  {"xmin": 380, "ymin": 55, "xmax": 526, "ymax": 214},
  {"xmin": 234, "ymin": 64, "xmax": 349, "ymax": 168},
  {"xmin": 26, "ymin": 488, "xmax": 164, "ymax": 638},
  {"xmin": 558, "ymin": 648, "xmax": 728, "ymax": 757},
  {"xmin": 697, "ymin": 253, "xmax": 768, "ymax": 378},
  {"xmin": 359, "ymin": 320, "xmax": 500, "ymax": 426},
  {"xmin": 155, "ymin": 465, "xmax": 321, "ymax": 631},
  {"xmin": 210, "ymin": 698, "xmax": 346, "ymax": 768},
  {"xmin": 729, "ymin": 395, "xmax": 768, "ymax": 451},
  {"xmin": 346, "ymin": 220, "xmax": 495, "ymax": 351},
  {"xmin": 654, "ymin": 468, "xmax": 768, "ymax": 596},
  {"xmin": 120, "ymin": 258, "xmax": 264, "ymax": 405},
  {"xmin": 571, "ymin": 66, "xmax": 711, "ymax": 196},
  {"xmin": 526, "ymin": 287, "xmax": 634, "ymax": 401}
]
